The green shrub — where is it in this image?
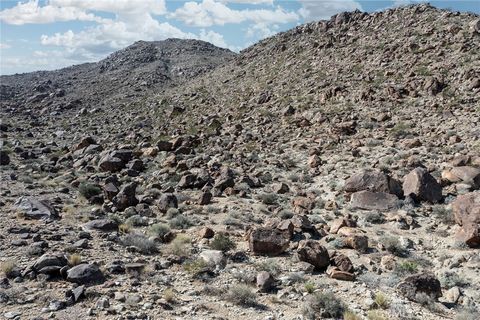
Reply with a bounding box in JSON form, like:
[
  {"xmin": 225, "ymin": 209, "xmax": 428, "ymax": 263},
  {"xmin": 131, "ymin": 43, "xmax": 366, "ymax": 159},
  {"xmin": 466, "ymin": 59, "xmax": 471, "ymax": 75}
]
[
  {"xmin": 169, "ymin": 214, "xmax": 194, "ymax": 229},
  {"xmin": 224, "ymin": 284, "xmax": 257, "ymax": 307},
  {"xmin": 379, "ymin": 236, "xmax": 408, "ymax": 257},
  {"xmin": 78, "ymin": 182, "xmax": 102, "ymax": 199},
  {"xmin": 149, "ymin": 223, "xmax": 171, "ymax": 238},
  {"xmin": 209, "ymin": 234, "xmax": 236, "ymax": 252},
  {"xmin": 122, "ymin": 233, "xmax": 157, "ymax": 254},
  {"xmin": 257, "ymin": 192, "xmax": 278, "ymax": 205},
  {"xmin": 303, "ymin": 292, "xmax": 345, "ymax": 319},
  {"xmin": 395, "ymin": 261, "xmax": 418, "ymax": 275}
]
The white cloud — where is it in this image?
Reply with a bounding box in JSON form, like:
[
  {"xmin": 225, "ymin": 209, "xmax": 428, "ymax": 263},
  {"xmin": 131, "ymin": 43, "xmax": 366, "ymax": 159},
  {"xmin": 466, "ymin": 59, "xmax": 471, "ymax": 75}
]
[
  {"xmin": 298, "ymin": 0, "xmax": 362, "ymax": 22},
  {"xmin": 171, "ymin": 0, "xmax": 299, "ymax": 27},
  {"xmin": 0, "ymin": 0, "xmax": 107, "ymax": 25},
  {"xmin": 0, "ymin": 42, "xmax": 12, "ymax": 49},
  {"xmin": 198, "ymin": 29, "xmax": 228, "ymax": 48},
  {"xmin": 246, "ymin": 23, "xmax": 278, "ymax": 38}
]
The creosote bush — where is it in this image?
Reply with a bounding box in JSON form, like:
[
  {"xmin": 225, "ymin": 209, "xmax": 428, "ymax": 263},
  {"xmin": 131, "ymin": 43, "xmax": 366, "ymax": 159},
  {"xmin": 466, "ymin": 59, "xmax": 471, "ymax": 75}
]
[
  {"xmin": 209, "ymin": 234, "xmax": 236, "ymax": 252},
  {"xmin": 149, "ymin": 223, "xmax": 171, "ymax": 238},
  {"xmin": 224, "ymin": 284, "xmax": 257, "ymax": 307},
  {"xmin": 122, "ymin": 233, "xmax": 157, "ymax": 254},
  {"xmin": 0, "ymin": 261, "xmax": 17, "ymax": 278},
  {"xmin": 168, "ymin": 234, "xmax": 191, "ymax": 256},
  {"xmin": 68, "ymin": 254, "xmax": 82, "ymax": 266},
  {"xmin": 78, "ymin": 182, "xmax": 102, "ymax": 199},
  {"xmin": 379, "ymin": 236, "xmax": 408, "ymax": 257},
  {"xmin": 303, "ymin": 291, "xmax": 345, "ymax": 320},
  {"xmin": 169, "ymin": 214, "xmax": 194, "ymax": 229}
]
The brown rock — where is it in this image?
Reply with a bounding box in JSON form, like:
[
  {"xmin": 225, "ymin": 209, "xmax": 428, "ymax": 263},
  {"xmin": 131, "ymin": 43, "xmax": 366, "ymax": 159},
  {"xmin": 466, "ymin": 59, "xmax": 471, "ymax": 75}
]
[
  {"xmin": 452, "ymin": 191, "xmax": 480, "ymax": 247},
  {"xmin": 308, "ymin": 155, "xmax": 322, "ymax": 168},
  {"xmin": 330, "ymin": 253, "xmax": 354, "ymax": 273},
  {"xmin": 198, "ymin": 191, "xmax": 212, "ymax": 205},
  {"xmin": 199, "ymin": 227, "xmax": 215, "ymax": 239},
  {"xmin": 350, "ymin": 191, "xmax": 399, "ymax": 211},
  {"xmin": 403, "ymin": 168, "xmax": 442, "ymax": 203},
  {"xmin": 328, "ymin": 268, "xmax": 355, "ymax": 281},
  {"xmin": 344, "ymin": 235, "xmax": 368, "ymax": 252},
  {"xmin": 256, "ymin": 271, "xmax": 275, "ymax": 292},
  {"xmin": 397, "ymin": 273, "xmax": 442, "ymax": 302},
  {"xmin": 450, "ymin": 167, "xmax": 480, "ymax": 189},
  {"xmin": 248, "ymin": 227, "xmax": 290, "ymax": 256},
  {"xmin": 296, "ymin": 240, "xmax": 329, "ymax": 269}
]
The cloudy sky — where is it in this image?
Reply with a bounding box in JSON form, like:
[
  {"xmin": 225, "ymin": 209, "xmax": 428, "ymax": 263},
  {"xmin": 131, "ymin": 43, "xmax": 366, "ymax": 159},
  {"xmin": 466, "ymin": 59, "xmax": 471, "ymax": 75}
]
[{"xmin": 1, "ymin": 0, "xmax": 478, "ymax": 75}]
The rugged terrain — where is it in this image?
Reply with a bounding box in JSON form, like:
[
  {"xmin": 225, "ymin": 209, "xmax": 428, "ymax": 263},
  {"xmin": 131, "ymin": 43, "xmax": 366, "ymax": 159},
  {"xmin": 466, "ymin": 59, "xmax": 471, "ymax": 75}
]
[{"xmin": 1, "ymin": 4, "xmax": 480, "ymax": 320}]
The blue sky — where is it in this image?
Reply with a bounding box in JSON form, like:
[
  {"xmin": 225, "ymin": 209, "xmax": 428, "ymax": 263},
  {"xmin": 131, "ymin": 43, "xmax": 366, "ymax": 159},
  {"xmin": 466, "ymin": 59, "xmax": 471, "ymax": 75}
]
[{"xmin": 1, "ymin": 0, "xmax": 479, "ymax": 75}]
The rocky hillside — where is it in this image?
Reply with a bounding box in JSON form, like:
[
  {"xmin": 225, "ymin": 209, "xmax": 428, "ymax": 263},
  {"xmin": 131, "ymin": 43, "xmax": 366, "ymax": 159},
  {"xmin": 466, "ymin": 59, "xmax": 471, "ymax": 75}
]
[
  {"xmin": 1, "ymin": 4, "xmax": 480, "ymax": 320},
  {"xmin": 0, "ymin": 38, "xmax": 235, "ymax": 114}
]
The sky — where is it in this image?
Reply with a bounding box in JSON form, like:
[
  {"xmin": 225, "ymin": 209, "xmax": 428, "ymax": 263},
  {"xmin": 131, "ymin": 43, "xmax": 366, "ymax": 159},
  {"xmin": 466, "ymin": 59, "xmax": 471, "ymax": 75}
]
[{"xmin": 0, "ymin": 0, "xmax": 479, "ymax": 75}]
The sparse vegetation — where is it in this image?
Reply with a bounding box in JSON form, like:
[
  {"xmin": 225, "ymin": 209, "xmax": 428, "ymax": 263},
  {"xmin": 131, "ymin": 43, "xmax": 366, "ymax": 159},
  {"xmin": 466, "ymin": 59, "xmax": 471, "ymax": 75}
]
[
  {"xmin": 68, "ymin": 254, "xmax": 82, "ymax": 266},
  {"xmin": 224, "ymin": 284, "xmax": 257, "ymax": 307},
  {"xmin": 209, "ymin": 234, "xmax": 236, "ymax": 252},
  {"xmin": 169, "ymin": 214, "xmax": 195, "ymax": 229},
  {"xmin": 168, "ymin": 234, "xmax": 191, "ymax": 256},
  {"xmin": 303, "ymin": 292, "xmax": 345, "ymax": 319},
  {"xmin": 373, "ymin": 292, "xmax": 390, "ymax": 310},
  {"xmin": 148, "ymin": 223, "xmax": 170, "ymax": 238},
  {"xmin": 78, "ymin": 182, "xmax": 102, "ymax": 199},
  {"xmin": 122, "ymin": 233, "xmax": 157, "ymax": 254},
  {"xmin": 379, "ymin": 236, "xmax": 408, "ymax": 257},
  {"xmin": 1, "ymin": 261, "xmax": 17, "ymax": 278}
]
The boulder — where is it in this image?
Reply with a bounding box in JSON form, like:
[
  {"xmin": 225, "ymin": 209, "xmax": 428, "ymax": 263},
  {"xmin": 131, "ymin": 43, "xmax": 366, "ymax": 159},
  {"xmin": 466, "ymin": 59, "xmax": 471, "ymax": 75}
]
[
  {"xmin": 256, "ymin": 271, "xmax": 275, "ymax": 292},
  {"xmin": 15, "ymin": 197, "xmax": 59, "ymax": 220},
  {"xmin": 350, "ymin": 191, "xmax": 399, "ymax": 211},
  {"xmin": 0, "ymin": 150, "xmax": 10, "ymax": 165},
  {"xmin": 403, "ymin": 168, "xmax": 442, "ymax": 203},
  {"xmin": 344, "ymin": 235, "xmax": 368, "ymax": 252},
  {"xmin": 452, "ymin": 191, "xmax": 480, "ymax": 247},
  {"xmin": 98, "ymin": 155, "xmax": 124, "ymax": 172},
  {"xmin": 397, "ymin": 273, "xmax": 442, "ymax": 302},
  {"xmin": 248, "ymin": 227, "xmax": 290, "ymax": 256},
  {"xmin": 83, "ymin": 219, "xmax": 118, "ymax": 232},
  {"xmin": 344, "ymin": 170, "xmax": 402, "ymax": 197},
  {"xmin": 449, "ymin": 167, "xmax": 480, "ymax": 189},
  {"xmin": 67, "ymin": 264, "xmax": 104, "ymax": 285},
  {"xmin": 158, "ymin": 193, "xmax": 178, "ymax": 213},
  {"xmin": 32, "ymin": 253, "xmax": 68, "ymax": 273},
  {"xmin": 112, "ymin": 182, "xmax": 138, "ymax": 211},
  {"xmin": 296, "ymin": 240, "xmax": 329, "ymax": 269}
]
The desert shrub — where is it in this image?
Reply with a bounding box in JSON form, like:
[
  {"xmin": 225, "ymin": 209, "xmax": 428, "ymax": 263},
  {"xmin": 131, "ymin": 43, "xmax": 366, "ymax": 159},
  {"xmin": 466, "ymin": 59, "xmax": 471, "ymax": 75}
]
[
  {"xmin": 202, "ymin": 285, "xmax": 226, "ymax": 296},
  {"xmin": 125, "ymin": 215, "xmax": 148, "ymax": 227},
  {"xmin": 209, "ymin": 234, "xmax": 236, "ymax": 252},
  {"xmin": 344, "ymin": 310, "xmax": 362, "ymax": 320},
  {"xmin": 367, "ymin": 310, "xmax": 387, "ymax": 320},
  {"xmin": 257, "ymin": 192, "xmax": 278, "ymax": 205},
  {"xmin": 224, "ymin": 284, "xmax": 257, "ymax": 307},
  {"xmin": 379, "ymin": 236, "xmax": 408, "ymax": 257},
  {"xmin": 455, "ymin": 307, "xmax": 480, "ymax": 320},
  {"xmin": 183, "ymin": 258, "xmax": 208, "ymax": 276},
  {"xmin": 122, "ymin": 233, "xmax": 157, "ymax": 254},
  {"xmin": 168, "ymin": 234, "xmax": 191, "ymax": 256},
  {"xmin": 68, "ymin": 254, "xmax": 82, "ymax": 266},
  {"xmin": 439, "ymin": 271, "xmax": 468, "ymax": 289},
  {"xmin": 0, "ymin": 261, "xmax": 17, "ymax": 278},
  {"xmin": 365, "ymin": 211, "xmax": 385, "ymax": 224},
  {"xmin": 395, "ymin": 260, "xmax": 418, "ymax": 275},
  {"xmin": 432, "ymin": 205, "xmax": 455, "ymax": 225},
  {"xmin": 118, "ymin": 223, "xmax": 131, "ymax": 234},
  {"xmin": 303, "ymin": 292, "xmax": 345, "ymax": 319},
  {"xmin": 304, "ymin": 282, "xmax": 316, "ymax": 294},
  {"xmin": 166, "ymin": 208, "xmax": 180, "ymax": 219},
  {"xmin": 169, "ymin": 214, "xmax": 194, "ymax": 229},
  {"xmin": 278, "ymin": 209, "xmax": 294, "ymax": 219},
  {"xmin": 78, "ymin": 182, "xmax": 102, "ymax": 199},
  {"xmin": 163, "ymin": 288, "xmax": 176, "ymax": 303},
  {"xmin": 149, "ymin": 223, "xmax": 170, "ymax": 238},
  {"xmin": 373, "ymin": 292, "xmax": 390, "ymax": 309},
  {"xmin": 256, "ymin": 258, "xmax": 281, "ymax": 276}
]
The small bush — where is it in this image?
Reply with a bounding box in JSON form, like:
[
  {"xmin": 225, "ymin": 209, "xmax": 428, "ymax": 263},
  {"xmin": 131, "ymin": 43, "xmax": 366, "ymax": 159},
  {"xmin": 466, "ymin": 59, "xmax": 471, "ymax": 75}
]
[
  {"xmin": 183, "ymin": 258, "xmax": 208, "ymax": 275},
  {"xmin": 365, "ymin": 211, "xmax": 385, "ymax": 224},
  {"xmin": 169, "ymin": 214, "xmax": 194, "ymax": 229},
  {"xmin": 68, "ymin": 254, "xmax": 82, "ymax": 266},
  {"xmin": 256, "ymin": 258, "xmax": 281, "ymax": 276},
  {"xmin": 395, "ymin": 261, "xmax": 418, "ymax": 275},
  {"xmin": 163, "ymin": 288, "xmax": 176, "ymax": 303},
  {"xmin": 344, "ymin": 310, "xmax": 362, "ymax": 320},
  {"xmin": 122, "ymin": 233, "xmax": 157, "ymax": 254},
  {"xmin": 367, "ymin": 310, "xmax": 387, "ymax": 320},
  {"xmin": 168, "ymin": 234, "xmax": 191, "ymax": 256},
  {"xmin": 439, "ymin": 271, "xmax": 468, "ymax": 289},
  {"xmin": 432, "ymin": 205, "xmax": 455, "ymax": 225},
  {"xmin": 78, "ymin": 182, "xmax": 102, "ymax": 199},
  {"xmin": 224, "ymin": 284, "xmax": 257, "ymax": 307},
  {"xmin": 149, "ymin": 223, "xmax": 170, "ymax": 238},
  {"xmin": 379, "ymin": 236, "xmax": 408, "ymax": 257},
  {"xmin": 0, "ymin": 261, "xmax": 17, "ymax": 278},
  {"xmin": 304, "ymin": 282, "xmax": 315, "ymax": 294},
  {"xmin": 256, "ymin": 192, "xmax": 278, "ymax": 205},
  {"xmin": 303, "ymin": 292, "xmax": 345, "ymax": 320},
  {"xmin": 209, "ymin": 234, "xmax": 236, "ymax": 252},
  {"xmin": 455, "ymin": 307, "xmax": 480, "ymax": 320},
  {"xmin": 373, "ymin": 292, "xmax": 390, "ymax": 310},
  {"xmin": 119, "ymin": 223, "xmax": 131, "ymax": 234}
]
